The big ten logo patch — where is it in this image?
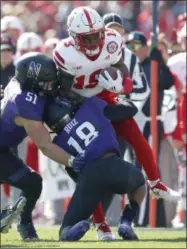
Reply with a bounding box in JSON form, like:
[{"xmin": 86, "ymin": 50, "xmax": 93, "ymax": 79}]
[{"xmin": 107, "ymin": 41, "xmax": 118, "ymax": 54}]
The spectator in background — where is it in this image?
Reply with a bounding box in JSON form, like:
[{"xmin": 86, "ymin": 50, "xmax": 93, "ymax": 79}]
[
  {"xmin": 43, "ymin": 38, "xmax": 59, "ymax": 58},
  {"xmin": 43, "ymin": 29, "xmax": 58, "ymax": 42},
  {"xmin": 1, "ymin": 15, "xmax": 24, "ymax": 53},
  {"xmin": 0, "ymin": 33, "xmax": 15, "ymax": 100},
  {"xmin": 103, "ymin": 13, "xmax": 125, "ymax": 37},
  {"xmin": 157, "ymin": 34, "xmax": 170, "ymax": 62},
  {"xmin": 159, "ymin": 1, "xmax": 176, "ymax": 42},
  {"xmin": 136, "ymin": 2, "xmax": 152, "ymax": 40},
  {"xmin": 125, "ymin": 31, "xmax": 175, "ymax": 227},
  {"xmin": 16, "ymin": 32, "xmax": 43, "ymax": 58}
]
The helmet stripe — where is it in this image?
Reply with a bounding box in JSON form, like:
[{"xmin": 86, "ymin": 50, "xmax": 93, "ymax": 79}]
[{"xmin": 82, "ymin": 8, "xmax": 93, "ymax": 29}]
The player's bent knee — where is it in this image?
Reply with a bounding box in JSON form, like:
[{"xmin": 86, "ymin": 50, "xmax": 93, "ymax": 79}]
[
  {"xmin": 30, "ymin": 172, "xmax": 43, "ymax": 191},
  {"xmin": 19, "ymin": 171, "xmax": 43, "ymax": 198},
  {"xmin": 29, "ymin": 172, "xmax": 43, "ymax": 197},
  {"xmin": 134, "ymin": 168, "xmax": 145, "ymax": 188},
  {"xmin": 128, "ymin": 167, "xmax": 145, "ymax": 192}
]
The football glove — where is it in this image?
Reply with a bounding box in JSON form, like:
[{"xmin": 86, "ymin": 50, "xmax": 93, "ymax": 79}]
[
  {"xmin": 98, "ymin": 69, "xmax": 123, "ymax": 93},
  {"xmin": 68, "ymin": 153, "xmax": 85, "ymax": 173}
]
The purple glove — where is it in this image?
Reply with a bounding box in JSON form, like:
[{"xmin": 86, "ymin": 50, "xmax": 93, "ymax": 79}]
[{"xmin": 68, "ymin": 153, "xmax": 85, "ymax": 173}]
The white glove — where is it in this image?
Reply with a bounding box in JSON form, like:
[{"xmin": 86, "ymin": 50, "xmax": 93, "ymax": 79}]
[{"xmin": 98, "ymin": 69, "xmax": 123, "ymax": 93}]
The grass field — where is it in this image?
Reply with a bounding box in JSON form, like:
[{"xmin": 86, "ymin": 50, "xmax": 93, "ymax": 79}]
[{"xmin": 1, "ymin": 226, "xmax": 186, "ymax": 248}]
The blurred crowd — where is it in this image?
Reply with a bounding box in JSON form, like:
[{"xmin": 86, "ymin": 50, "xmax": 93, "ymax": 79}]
[
  {"xmin": 1, "ymin": 1, "xmax": 186, "ymax": 41},
  {"xmin": 1, "ymin": 0, "xmax": 186, "ymax": 228},
  {"xmin": 1, "ymin": 1, "xmax": 186, "ymax": 58}
]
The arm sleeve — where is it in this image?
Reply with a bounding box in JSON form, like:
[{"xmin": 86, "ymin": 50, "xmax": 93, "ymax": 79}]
[
  {"xmin": 159, "ymin": 64, "xmax": 174, "ymax": 90},
  {"xmin": 104, "ymin": 99, "xmax": 138, "ymax": 121}
]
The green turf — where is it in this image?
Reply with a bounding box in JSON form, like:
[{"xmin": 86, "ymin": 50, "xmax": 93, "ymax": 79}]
[{"xmin": 1, "ymin": 226, "xmax": 186, "ymax": 248}]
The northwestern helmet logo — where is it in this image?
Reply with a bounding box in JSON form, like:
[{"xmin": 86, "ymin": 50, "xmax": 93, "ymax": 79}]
[{"xmin": 27, "ymin": 61, "xmax": 42, "ymax": 79}]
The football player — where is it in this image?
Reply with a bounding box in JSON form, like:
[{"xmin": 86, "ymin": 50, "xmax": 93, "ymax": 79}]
[
  {"xmin": 44, "ymin": 92, "xmax": 146, "ymax": 241},
  {"xmin": 53, "ymin": 6, "xmax": 180, "ymax": 239},
  {"xmin": 0, "ymin": 52, "xmax": 85, "ymax": 240}
]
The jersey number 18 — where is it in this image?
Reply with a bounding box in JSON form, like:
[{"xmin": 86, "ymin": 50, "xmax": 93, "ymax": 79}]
[{"xmin": 67, "ymin": 121, "xmax": 98, "ymax": 153}]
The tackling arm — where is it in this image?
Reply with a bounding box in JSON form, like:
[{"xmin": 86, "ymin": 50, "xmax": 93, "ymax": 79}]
[
  {"xmin": 104, "ymin": 98, "xmax": 138, "ymax": 121},
  {"xmin": 17, "ymin": 117, "xmax": 71, "ymax": 166}
]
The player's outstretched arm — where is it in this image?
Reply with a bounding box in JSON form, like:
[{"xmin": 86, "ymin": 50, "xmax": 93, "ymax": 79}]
[
  {"xmin": 18, "ymin": 117, "xmax": 72, "ymax": 167},
  {"xmin": 104, "ymin": 98, "xmax": 138, "ymax": 121}
]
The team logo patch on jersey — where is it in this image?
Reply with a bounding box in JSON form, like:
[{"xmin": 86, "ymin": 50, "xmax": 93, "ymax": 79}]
[{"xmin": 107, "ymin": 41, "xmax": 118, "ymax": 54}]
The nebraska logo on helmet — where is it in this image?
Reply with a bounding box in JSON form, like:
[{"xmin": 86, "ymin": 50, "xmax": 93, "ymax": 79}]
[{"xmin": 107, "ymin": 41, "xmax": 118, "ymax": 54}]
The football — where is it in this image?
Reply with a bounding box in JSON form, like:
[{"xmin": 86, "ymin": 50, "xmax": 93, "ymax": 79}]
[{"xmin": 100, "ymin": 67, "xmax": 120, "ymax": 80}]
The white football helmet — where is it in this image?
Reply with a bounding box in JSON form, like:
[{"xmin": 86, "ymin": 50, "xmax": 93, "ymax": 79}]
[
  {"xmin": 17, "ymin": 32, "xmax": 43, "ymax": 56},
  {"xmin": 67, "ymin": 6, "xmax": 105, "ymax": 59}
]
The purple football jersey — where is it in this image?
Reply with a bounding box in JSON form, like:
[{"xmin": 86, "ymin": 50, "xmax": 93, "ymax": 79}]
[
  {"xmin": 0, "ymin": 80, "xmax": 45, "ymax": 147},
  {"xmin": 53, "ymin": 97, "xmax": 120, "ymax": 163}
]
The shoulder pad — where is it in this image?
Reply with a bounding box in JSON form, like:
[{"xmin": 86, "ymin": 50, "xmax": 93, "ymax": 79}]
[
  {"xmin": 15, "ymin": 91, "xmax": 45, "ymax": 121},
  {"xmin": 53, "ymin": 37, "xmax": 76, "ymax": 76}
]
